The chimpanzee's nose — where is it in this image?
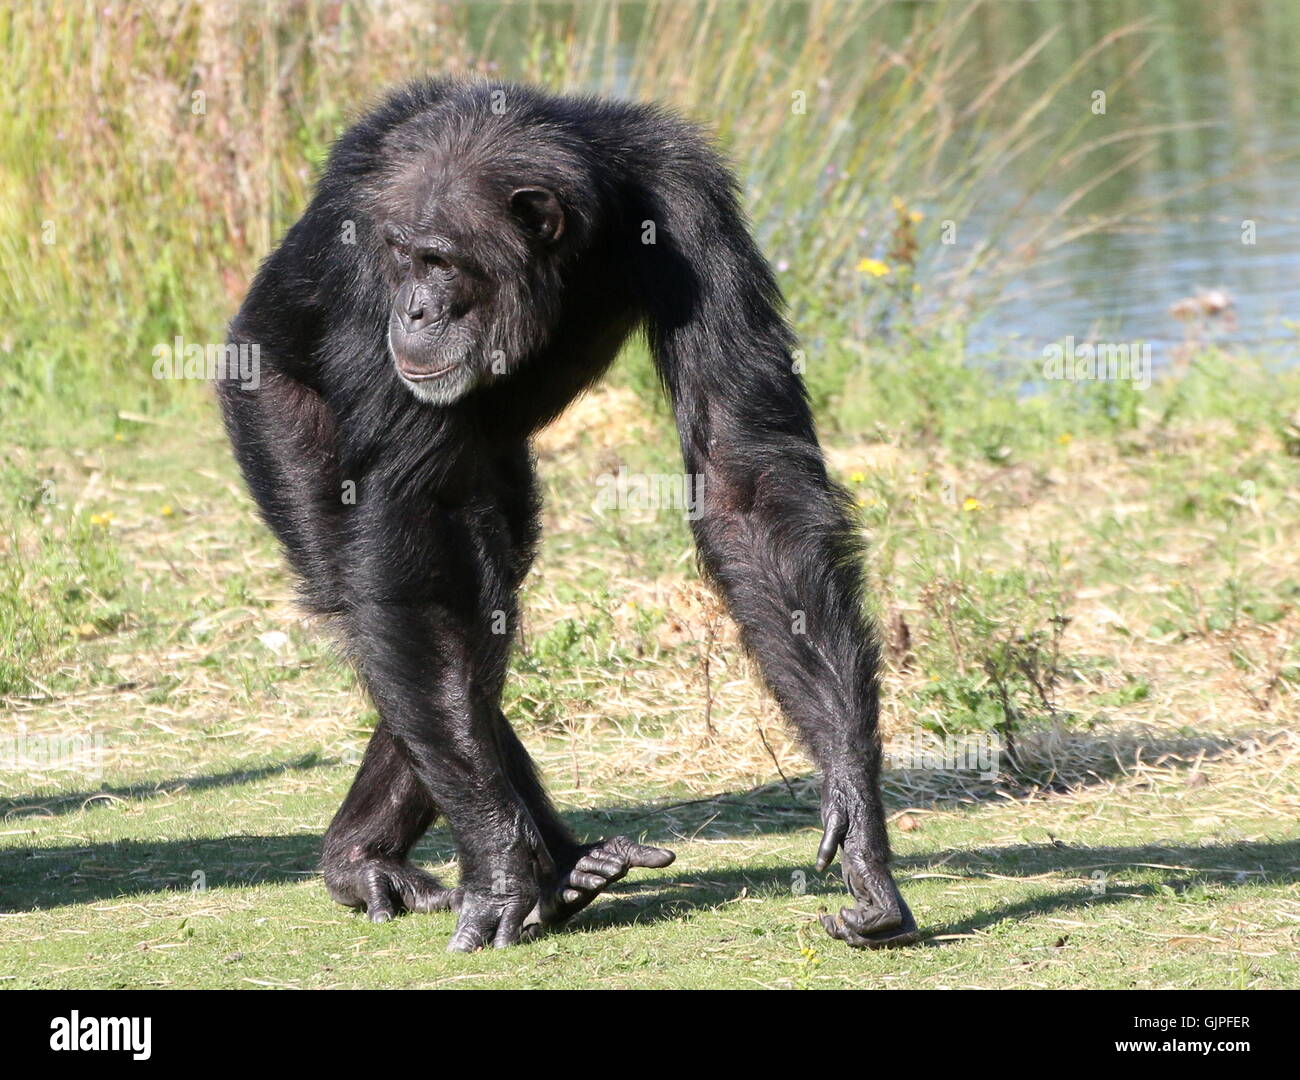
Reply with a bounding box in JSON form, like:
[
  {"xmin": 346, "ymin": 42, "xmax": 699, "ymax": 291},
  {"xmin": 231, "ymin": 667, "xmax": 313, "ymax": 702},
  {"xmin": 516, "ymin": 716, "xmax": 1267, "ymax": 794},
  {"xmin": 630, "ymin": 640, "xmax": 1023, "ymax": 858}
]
[{"xmin": 400, "ymin": 290, "xmax": 430, "ymax": 332}]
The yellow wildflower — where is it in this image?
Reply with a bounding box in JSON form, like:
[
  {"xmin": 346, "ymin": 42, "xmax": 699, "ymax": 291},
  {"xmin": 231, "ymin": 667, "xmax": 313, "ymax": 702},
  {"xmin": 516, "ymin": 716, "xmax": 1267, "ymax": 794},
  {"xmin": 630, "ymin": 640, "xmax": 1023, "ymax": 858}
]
[
  {"xmin": 857, "ymin": 258, "xmax": 890, "ymax": 278},
  {"xmin": 962, "ymin": 497, "xmax": 982, "ymax": 512}
]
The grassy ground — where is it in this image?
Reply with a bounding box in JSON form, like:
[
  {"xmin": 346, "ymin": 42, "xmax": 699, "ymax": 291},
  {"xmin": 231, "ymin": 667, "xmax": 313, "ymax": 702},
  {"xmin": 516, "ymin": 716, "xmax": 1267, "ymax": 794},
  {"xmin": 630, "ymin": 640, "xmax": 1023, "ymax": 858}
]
[
  {"xmin": 1, "ymin": 350, "xmax": 1297, "ymax": 989},
  {"xmin": 1, "ymin": 0, "xmax": 1297, "ymax": 992}
]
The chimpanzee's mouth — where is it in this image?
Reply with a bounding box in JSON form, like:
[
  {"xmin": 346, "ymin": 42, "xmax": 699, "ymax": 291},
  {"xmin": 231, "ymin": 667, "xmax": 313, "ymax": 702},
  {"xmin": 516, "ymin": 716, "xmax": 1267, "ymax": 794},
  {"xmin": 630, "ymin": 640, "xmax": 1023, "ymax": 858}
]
[{"xmin": 397, "ymin": 360, "xmax": 459, "ymax": 381}]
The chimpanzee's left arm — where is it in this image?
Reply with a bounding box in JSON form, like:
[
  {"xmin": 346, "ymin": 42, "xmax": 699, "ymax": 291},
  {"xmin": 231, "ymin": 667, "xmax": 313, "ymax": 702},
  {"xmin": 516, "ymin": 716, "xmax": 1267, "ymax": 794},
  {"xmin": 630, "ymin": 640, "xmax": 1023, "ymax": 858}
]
[{"xmin": 633, "ymin": 130, "xmax": 917, "ymax": 948}]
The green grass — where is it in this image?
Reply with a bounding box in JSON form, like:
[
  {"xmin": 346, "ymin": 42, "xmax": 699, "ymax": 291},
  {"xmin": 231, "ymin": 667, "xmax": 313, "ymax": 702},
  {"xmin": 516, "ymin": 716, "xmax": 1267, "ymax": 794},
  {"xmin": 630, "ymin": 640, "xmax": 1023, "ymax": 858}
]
[
  {"xmin": 2, "ymin": 0, "xmax": 1298, "ymax": 990},
  {"xmin": 2, "ymin": 740, "xmax": 1293, "ymax": 989},
  {"xmin": 1, "ymin": 349, "xmax": 1297, "ymax": 989}
]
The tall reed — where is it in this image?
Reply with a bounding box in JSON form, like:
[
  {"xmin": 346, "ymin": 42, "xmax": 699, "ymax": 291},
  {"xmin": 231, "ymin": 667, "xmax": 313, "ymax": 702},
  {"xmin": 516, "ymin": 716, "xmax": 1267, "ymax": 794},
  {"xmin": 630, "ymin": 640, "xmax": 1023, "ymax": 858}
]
[{"xmin": 0, "ymin": 0, "xmax": 1156, "ymax": 413}]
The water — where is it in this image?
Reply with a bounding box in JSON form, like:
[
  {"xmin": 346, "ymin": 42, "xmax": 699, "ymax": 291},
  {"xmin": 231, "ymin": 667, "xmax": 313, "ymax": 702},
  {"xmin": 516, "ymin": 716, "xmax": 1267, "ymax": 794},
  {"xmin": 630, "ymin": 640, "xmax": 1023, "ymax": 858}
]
[
  {"xmin": 949, "ymin": 0, "xmax": 1300, "ymax": 364},
  {"xmin": 463, "ymin": 0, "xmax": 1300, "ymax": 365}
]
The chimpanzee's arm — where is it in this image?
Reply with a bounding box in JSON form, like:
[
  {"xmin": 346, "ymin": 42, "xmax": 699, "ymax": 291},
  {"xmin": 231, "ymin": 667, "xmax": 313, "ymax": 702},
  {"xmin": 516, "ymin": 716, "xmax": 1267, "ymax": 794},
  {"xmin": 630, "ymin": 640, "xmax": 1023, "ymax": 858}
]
[
  {"xmin": 634, "ymin": 136, "xmax": 917, "ymax": 947},
  {"xmin": 221, "ymin": 254, "xmax": 559, "ymax": 948}
]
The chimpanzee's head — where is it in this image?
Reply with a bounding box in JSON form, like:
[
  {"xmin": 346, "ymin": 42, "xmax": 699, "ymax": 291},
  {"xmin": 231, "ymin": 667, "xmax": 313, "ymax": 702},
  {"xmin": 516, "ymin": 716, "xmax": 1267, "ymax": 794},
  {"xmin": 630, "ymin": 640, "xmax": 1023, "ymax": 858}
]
[{"xmin": 370, "ymin": 136, "xmax": 579, "ymax": 405}]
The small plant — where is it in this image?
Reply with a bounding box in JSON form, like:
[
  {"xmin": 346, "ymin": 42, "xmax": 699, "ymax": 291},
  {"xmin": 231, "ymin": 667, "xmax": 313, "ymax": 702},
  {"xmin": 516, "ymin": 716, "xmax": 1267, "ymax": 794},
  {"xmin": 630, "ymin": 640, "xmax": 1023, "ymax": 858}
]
[
  {"xmin": 793, "ymin": 925, "xmax": 824, "ymax": 990},
  {"xmin": 907, "ymin": 543, "xmax": 1077, "ymax": 753}
]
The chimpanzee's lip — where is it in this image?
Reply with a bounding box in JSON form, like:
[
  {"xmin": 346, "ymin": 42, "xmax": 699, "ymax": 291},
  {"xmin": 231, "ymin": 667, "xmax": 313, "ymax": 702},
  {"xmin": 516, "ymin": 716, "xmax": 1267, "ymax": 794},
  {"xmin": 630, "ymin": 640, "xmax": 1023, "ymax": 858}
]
[{"xmin": 397, "ymin": 360, "xmax": 459, "ymax": 381}]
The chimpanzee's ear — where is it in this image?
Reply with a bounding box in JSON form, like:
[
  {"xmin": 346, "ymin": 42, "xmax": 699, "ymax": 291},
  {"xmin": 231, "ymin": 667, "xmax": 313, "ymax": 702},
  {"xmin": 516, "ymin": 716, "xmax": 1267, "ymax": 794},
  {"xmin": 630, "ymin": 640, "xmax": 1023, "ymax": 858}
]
[{"xmin": 509, "ymin": 187, "xmax": 565, "ymax": 243}]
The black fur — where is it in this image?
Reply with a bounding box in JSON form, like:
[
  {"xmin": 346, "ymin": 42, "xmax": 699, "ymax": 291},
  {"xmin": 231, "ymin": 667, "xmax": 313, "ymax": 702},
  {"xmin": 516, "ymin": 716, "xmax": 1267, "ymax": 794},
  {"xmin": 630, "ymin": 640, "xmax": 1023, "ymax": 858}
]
[{"xmin": 218, "ymin": 79, "xmax": 916, "ymax": 950}]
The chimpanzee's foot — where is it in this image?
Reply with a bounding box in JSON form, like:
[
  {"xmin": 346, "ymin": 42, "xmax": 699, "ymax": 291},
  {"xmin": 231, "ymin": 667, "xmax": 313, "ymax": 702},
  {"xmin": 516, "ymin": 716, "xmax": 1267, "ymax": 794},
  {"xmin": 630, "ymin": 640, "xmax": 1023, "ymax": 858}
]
[
  {"xmin": 520, "ymin": 835, "xmax": 675, "ymax": 940},
  {"xmin": 324, "ymin": 853, "xmax": 459, "ymax": 923}
]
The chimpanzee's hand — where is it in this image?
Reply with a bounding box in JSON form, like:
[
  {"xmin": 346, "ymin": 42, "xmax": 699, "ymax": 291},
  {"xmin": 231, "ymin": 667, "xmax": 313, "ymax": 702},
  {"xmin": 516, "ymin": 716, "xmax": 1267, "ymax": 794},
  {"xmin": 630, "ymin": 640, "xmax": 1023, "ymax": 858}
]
[{"xmin": 815, "ymin": 783, "xmax": 919, "ymax": 948}]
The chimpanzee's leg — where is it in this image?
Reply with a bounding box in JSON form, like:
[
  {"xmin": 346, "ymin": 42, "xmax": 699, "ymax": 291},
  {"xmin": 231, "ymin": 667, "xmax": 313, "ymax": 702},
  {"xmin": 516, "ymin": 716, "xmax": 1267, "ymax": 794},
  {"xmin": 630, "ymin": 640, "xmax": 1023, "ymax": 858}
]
[
  {"xmin": 218, "ymin": 373, "xmax": 459, "ymax": 921},
  {"xmin": 321, "ymin": 722, "xmax": 457, "ymax": 920},
  {"xmin": 332, "ymin": 583, "xmax": 555, "ymax": 951}
]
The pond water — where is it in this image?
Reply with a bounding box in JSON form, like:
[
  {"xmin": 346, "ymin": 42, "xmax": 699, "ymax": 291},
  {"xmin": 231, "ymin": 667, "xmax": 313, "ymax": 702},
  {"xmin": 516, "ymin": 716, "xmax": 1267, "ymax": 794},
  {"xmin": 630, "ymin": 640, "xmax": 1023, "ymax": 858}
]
[
  {"xmin": 464, "ymin": 0, "xmax": 1299, "ymax": 366},
  {"xmin": 950, "ymin": 0, "xmax": 1300, "ymax": 364}
]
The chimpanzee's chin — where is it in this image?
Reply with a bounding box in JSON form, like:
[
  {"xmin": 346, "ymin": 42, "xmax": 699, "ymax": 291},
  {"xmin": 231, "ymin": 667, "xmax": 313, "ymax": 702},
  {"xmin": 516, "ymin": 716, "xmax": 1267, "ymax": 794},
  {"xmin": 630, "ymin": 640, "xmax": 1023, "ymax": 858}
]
[{"xmin": 397, "ymin": 363, "xmax": 477, "ymax": 405}]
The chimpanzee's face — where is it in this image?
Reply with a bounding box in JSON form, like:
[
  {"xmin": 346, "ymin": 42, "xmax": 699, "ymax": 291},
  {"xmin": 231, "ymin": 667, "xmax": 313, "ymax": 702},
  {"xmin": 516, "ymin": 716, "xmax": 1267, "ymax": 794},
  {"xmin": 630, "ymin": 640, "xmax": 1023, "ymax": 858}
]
[{"xmin": 377, "ymin": 173, "xmax": 565, "ymax": 406}]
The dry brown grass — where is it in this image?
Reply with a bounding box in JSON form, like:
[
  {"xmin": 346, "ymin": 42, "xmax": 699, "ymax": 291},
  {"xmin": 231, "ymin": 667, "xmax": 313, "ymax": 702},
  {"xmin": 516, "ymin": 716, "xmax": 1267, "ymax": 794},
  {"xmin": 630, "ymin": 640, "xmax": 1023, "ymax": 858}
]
[{"xmin": 4, "ymin": 385, "xmax": 1297, "ymax": 826}]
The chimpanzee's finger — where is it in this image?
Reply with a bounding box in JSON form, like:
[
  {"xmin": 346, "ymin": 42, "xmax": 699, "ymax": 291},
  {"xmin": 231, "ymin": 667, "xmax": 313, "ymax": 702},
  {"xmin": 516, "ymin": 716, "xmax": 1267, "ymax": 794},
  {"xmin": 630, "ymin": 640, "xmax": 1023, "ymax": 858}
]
[
  {"xmin": 362, "ymin": 866, "xmax": 399, "ymax": 922},
  {"xmin": 616, "ymin": 839, "xmax": 676, "ymax": 868},
  {"xmin": 367, "ymin": 896, "xmax": 396, "ymax": 923},
  {"xmin": 446, "ymin": 906, "xmax": 495, "ymax": 953},
  {"xmin": 816, "ymin": 809, "xmax": 847, "ymax": 872},
  {"xmin": 491, "ymin": 902, "xmax": 529, "ymax": 948},
  {"xmin": 575, "ymin": 854, "xmax": 625, "ymax": 879}
]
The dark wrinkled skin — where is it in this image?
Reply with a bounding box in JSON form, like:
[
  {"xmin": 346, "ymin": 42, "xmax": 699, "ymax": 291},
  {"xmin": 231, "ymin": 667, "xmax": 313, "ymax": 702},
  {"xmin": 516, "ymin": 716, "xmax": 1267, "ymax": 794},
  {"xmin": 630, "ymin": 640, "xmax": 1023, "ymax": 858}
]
[
  {"xmin": 817, "ymin": 791, "xmax": 918, "ymax": 948},
  {"xmin": 219, "ymin": 79, "xmax": 917, "ymax": 952}
]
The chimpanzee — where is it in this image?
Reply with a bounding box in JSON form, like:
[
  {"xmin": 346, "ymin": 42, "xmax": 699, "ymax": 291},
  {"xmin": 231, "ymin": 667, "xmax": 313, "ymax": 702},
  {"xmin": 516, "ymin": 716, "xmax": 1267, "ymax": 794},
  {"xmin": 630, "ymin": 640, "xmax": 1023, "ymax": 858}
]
[{"xmin": 219, "ymin": 79, "xmax": 917, "ymax": 951}]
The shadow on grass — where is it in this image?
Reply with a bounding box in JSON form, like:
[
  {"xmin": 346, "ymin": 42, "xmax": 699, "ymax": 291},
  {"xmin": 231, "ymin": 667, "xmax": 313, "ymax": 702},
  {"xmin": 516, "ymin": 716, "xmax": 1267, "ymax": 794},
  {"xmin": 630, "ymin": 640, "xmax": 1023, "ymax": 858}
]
[
  {"xmin": 563, "ymin": 729, "xmax": 1276, "ymax": 840},
  {"xmin": 0, "ymin": 753, "xmax": 336, "ymax": 820},
  {"xmin": 564, "ymin": 836, "xmax": 1300, "ymax": 943},
  {"xmin": 0, "ymin": 832, "xmax": 324, "ymax": 912},
  {"xmin": 1, "ymin": 729, "xmax": 1290, "ymax": 942},
  {"xmin": 3, "ymin": 813, "xmax": 1294, "ymax": 951}
]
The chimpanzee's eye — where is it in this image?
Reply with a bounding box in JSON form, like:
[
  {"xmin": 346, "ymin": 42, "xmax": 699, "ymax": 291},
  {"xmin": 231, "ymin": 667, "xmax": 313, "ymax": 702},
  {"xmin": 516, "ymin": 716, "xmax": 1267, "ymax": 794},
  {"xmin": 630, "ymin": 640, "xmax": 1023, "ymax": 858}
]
[{"xmin": 381, "ymin": 225, "xmax": 409, "ymax": 262}]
